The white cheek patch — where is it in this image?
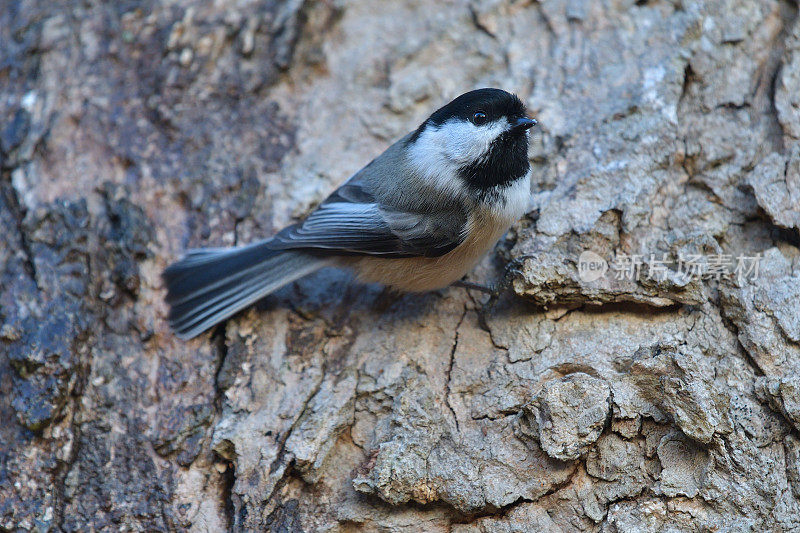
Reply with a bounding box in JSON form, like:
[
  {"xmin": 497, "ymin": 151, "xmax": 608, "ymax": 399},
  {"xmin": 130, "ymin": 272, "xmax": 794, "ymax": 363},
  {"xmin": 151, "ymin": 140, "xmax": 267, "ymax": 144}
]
[
  {"xmin": 407, "ymin": 118, "xmax": 509, "ymax": 197},
  {"xmin": 438, "ymin": 118, "xmax": 509, "ymax": 165}
]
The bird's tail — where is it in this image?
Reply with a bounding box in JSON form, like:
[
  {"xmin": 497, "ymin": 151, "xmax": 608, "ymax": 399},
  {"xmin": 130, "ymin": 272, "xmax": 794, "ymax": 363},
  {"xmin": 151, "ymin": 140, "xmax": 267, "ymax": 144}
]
[{"xmin": 163, "ymin": 240, "xmax": 329, "ymax": 339}]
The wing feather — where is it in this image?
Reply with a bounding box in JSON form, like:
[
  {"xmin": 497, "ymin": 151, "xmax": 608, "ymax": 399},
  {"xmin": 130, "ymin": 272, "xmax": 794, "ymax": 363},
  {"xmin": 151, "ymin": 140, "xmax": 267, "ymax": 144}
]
[{"xmin": 269, "ymin": 180, "xmax": 466, "ymax": 257}]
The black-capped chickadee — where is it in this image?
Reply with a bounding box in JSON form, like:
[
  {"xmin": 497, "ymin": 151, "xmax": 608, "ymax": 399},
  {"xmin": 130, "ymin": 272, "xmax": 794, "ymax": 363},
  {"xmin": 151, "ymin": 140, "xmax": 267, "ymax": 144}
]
[{"xmin": 164, "ymin": 88, "xmax": 537, "ymax": 339}]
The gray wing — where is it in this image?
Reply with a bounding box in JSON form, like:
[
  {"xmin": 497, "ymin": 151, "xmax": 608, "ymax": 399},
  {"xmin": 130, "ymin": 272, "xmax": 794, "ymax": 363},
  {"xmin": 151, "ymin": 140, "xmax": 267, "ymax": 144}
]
[{"xmin": 268, "ymin": 179, "xmax": 467, "ymax": 257}]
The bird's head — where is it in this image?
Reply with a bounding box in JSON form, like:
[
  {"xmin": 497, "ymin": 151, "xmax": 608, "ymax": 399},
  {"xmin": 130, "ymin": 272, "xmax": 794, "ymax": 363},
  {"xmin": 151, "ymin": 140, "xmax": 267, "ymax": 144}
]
[{"xmin": 407, "ymin": 88, "xmax": 536, "ymax": 192}]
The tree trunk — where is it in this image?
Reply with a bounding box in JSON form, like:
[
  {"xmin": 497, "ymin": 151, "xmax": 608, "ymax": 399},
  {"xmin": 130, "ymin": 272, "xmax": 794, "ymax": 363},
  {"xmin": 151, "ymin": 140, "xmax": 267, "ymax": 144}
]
[{"xmin": 2, "ymin": 0, "xmax": 800, "ymax": 531}]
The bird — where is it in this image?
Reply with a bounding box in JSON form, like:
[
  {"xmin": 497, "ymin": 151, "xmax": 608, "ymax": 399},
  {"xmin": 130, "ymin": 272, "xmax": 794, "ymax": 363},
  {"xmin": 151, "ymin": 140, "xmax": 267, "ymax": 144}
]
[{"xmin": 163, "ymin": 88, "xmax": 537, "ymax": 339}]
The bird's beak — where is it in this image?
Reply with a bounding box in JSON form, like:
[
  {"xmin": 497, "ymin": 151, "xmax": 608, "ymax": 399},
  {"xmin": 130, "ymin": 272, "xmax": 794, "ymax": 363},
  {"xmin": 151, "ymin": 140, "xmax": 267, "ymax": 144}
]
[{"xmin": 511, "ymin": 117, "xmax": 537, "ymax": 132}]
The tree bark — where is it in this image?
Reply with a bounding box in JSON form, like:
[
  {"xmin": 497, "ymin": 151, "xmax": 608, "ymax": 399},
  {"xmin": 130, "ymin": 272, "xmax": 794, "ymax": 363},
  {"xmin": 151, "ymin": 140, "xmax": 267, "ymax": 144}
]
[{"xmin": 2, "ymin": 0, "xmax": 800, "ymax": 531}]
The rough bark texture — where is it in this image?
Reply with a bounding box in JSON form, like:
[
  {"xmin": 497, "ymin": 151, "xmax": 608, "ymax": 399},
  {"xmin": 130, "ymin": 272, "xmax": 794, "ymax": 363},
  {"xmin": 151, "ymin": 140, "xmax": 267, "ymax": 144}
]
[{"xmin": 2, "ymin": 0, "xmax": 800, "ymax": 531}]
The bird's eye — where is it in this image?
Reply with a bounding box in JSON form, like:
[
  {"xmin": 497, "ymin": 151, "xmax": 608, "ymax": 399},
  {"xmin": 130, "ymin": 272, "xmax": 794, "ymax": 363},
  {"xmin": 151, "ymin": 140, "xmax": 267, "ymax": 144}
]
[{"xmin": 472, "ymin": 111, "xmax": 487, "ymax": 125}]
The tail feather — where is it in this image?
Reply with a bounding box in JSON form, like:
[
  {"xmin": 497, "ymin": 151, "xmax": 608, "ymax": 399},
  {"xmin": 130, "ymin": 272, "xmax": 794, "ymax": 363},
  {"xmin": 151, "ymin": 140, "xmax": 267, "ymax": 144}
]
[
  {"xmin": 164, "ymin": 241, "xmax": 278, "ymax": 304},
  {"xmin": 163, "ymin": 241, "xmax": 328, "ymax": 339}
]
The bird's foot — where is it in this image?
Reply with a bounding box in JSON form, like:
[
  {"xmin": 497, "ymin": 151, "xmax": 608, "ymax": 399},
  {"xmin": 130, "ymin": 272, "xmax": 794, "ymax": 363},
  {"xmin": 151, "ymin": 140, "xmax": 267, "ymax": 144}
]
[
  {"xmin": 452, "ymin": 254, "xmax": 537, "ymax": 306},
  {"xmin": 451, "ymin": 279, "xmax": 495, "ymax": 294}
]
